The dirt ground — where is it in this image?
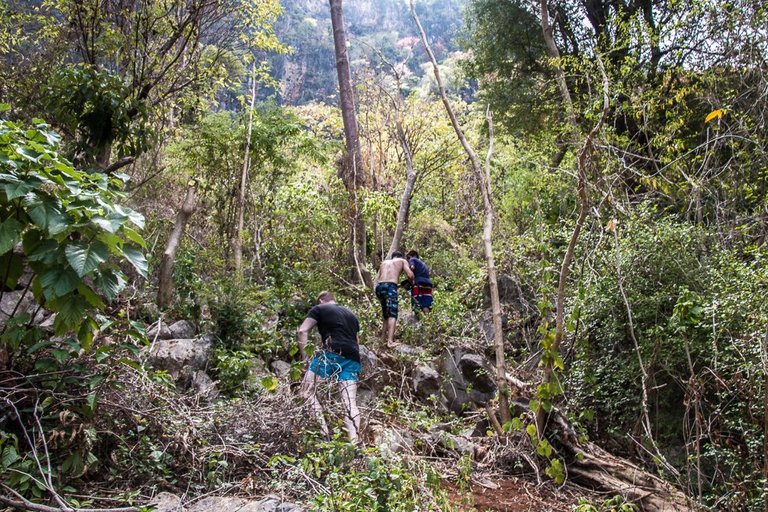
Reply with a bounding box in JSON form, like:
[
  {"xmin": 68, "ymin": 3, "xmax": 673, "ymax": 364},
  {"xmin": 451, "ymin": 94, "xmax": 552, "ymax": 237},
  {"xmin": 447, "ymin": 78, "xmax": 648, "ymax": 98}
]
[{"xmin": 445, "ymin": 476, "xmax": 581, "ymax": 512}]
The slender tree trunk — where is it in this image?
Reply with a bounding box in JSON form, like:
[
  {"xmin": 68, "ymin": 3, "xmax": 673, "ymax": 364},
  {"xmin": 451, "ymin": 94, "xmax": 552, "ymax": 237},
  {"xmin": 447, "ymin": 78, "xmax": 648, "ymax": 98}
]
[
  {"xmin": 329, "ymin": 0, "xmax": 372, "ymax": 287},
  {"xmin": 410, "ymin": 0, "xmax": 511, "ymax": 425},
  {"xmin": 158, "ymin": 181, "xmax": 197, "ymax": 308},
  {"xmin": 388, "ymin": 119, "xmax": 416, "ymax": 257},
  {"xmin": 484, "ymin": 107, "xmax": 509, "ymax": 423},
  {"xmin": 534, "ymin": 0, "xmax": 590, "ymax": 437},
  {"xmin": 233, "ymin": 63, "xmax": 258, "ymax": 275}
]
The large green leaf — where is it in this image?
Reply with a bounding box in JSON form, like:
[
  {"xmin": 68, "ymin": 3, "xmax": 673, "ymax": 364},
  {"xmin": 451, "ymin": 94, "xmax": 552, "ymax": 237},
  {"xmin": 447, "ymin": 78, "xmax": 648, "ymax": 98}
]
[
  {"xmin": 77, "ymin": 283, "xmax": 105, "ymax": 309},
  {"xmin": 96, "ymin": 232, "xmax": 124, "ymax": 255},
  {"xmin": 0, "ymin": 218, "xmax": 22, "ymax": 255},
  {"xmin": 122, "ymin": 226, "xmax": 146, "ymax": 249},
  {"xmin": 1, "ymin": 445, "xmax": 20, "ymax": 469},
  {"xmin": 50, "ymin": 294, "xmax": 87, "ymax": 334},
  {"xmin": 4, "ymin": 176, "xmax": 41, "ymax": 200},
  {"xmin": 114, "ymin": 204, "xmax": 145, "ymax": 229},
  {"xmin": 52, "ymin": 160, "xmax": 81, "ymax": 181},
  {"xmin": 24, "ymin": 233, "xmax": 59, "ymax": 264},
  {"xmin": 39, "ymin": 267, "xmax": 80, "ymax": 299},
  {"xmin": 15, "ymin": 145, "xmax": 42, "ymax": 162},
  {"xmin": 65, "ymin": 241, "xmax": 109, "ymax": 277},
  {"xmin": 122, "ymin": 245, "xmax": 147, "ymax": 278},
  {"xmin": 93, "ymin": 269, "xmax": 125, "ymax": 300},
  {"xmin": 92, "ymin": 214, "xmax": 126, "ymax": 233},
  {"xmin": 25, "ymin": 194, "xmax": 69, "ymax": 234}
]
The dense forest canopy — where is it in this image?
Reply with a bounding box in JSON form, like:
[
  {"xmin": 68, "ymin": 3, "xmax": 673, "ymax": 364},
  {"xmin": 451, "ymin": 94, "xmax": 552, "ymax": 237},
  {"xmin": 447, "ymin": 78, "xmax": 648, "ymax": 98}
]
[{"xmin": 1, "ymin": 0, "xmax": 767, "ymax": 510}]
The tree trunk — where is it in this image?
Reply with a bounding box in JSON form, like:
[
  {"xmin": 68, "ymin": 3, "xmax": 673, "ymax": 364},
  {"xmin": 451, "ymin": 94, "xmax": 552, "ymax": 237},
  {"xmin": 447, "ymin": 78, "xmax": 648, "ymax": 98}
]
[
  {"xmin": 233, "ymin": 63, "xmax": 258, "ymax": 276},
  {"xmin": 568, "ymin": 445, "xmax": 693, "ymax": 511},
  {"xmin": 535, "ymin": 0, "xmax": 591, "ymax": 437},
  {"xmin": 157, "ymin": 182, "xmax": 197, "ymax": 308},
  {"xmin": 506, "ymin": 374, "xmax": 693, "ymax": 511},
  {"xmin": 329, "ymin": 0, "xmax": 372, "ymax": 287},
  {"xmin": 387, "ymin": 119, "xmax": 416, "ymax": 257},
  {"xmin": 410, "ymin": 0, "xmax": 511, "ymax": 425}
]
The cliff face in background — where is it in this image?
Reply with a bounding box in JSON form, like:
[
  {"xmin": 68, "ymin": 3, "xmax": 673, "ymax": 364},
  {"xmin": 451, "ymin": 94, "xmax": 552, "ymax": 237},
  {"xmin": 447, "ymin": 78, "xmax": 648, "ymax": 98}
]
[{"xmin": 270, "ymin": 0, "xmax": 466, "ymax": 104}]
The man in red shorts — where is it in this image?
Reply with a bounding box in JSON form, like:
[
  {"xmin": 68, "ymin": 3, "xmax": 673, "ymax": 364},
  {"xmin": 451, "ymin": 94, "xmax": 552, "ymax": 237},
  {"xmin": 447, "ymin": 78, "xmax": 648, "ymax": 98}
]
[{"xmin": 406, "ymin": 250, "xmax": 433, "ymax": 314}]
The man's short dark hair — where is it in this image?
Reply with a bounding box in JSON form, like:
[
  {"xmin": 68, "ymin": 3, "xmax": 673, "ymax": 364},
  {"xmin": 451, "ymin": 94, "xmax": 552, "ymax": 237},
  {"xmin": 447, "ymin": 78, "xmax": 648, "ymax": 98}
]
[
  {"xmin": 406, "ymin": 250, "xmax": 419, "ymax": 259},
  {"xmin": 391, "ymin": 251, "xmax": 404, "ymax": 259},
  {"xmin": 317, "ymin": 291, "xmax": 334, "ymax": 303}
]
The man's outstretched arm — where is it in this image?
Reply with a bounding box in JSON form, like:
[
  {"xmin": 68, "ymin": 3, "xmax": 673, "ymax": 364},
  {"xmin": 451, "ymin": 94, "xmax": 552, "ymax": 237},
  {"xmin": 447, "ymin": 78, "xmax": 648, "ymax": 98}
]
[
  {"xmin": 297, "ymin": 318, "xmax": 318, "ymax": 360},
  {"xmin": 402, "ymin": 260, "xmax": 415, "ymax": 281}
]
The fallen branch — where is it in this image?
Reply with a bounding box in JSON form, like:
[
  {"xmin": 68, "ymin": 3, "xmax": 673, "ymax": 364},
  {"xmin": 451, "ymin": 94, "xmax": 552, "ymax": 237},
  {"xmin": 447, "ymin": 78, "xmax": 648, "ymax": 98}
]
[{"xmin": 0, "ymin": 492, "xmax": 138, "ymax": 512}]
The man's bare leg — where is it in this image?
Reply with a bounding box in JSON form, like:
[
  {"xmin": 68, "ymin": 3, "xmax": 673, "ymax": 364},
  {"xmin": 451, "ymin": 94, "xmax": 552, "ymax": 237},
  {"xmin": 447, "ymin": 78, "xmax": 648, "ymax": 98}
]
[
  {"xmin": 385, "ymin": 317, "xmax": 396, "ymax": 345},
  {"xmin": 338, "ymin": 380, "xmax": 360, "ymax": 444},
  {"xmin": 300, "ymin": 369, "xmax": 330, "ymax": 439}
]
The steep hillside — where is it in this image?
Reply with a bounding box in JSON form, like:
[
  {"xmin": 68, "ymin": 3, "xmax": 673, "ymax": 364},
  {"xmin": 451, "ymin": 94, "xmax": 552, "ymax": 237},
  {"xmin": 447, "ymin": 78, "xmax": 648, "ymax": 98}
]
[{"xmin": 270, "ymin": 0, "xmax": 467, "ymax": 104}]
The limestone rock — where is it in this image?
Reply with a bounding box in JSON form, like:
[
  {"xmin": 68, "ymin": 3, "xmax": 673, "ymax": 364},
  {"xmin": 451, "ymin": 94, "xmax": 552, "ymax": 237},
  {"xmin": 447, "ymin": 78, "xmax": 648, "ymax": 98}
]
[
  {"xmin": 147, "ymin": 321, "xmax": 172, "ymax": 341},
  {"xmin": 191, "ymin": 370, "xmax": 219, "ymax": 400},
  {"xmin": 393, "ymin": 343, "xmax": 426, "ymax": 358},
  {"xmin": 458, "ymin": 353, "xmax": 497, "ymax": 405},
  {"xmin": 271, "ymin": 360, "xmax": 292, "ymax": 378},
  {"xmin": 358, "ymin": 344, "xmax": 379, "ymax": 380},
  {"xmin": 148, "ymin": 334, "xmax": 214, "ymax": 388},
  {"xmin": 410, "ymin": 365, "xmax": 441, "ymax": 402},
  {"xmin": 429, "ymin": 430, "xmax": 476, "ymax": 458},
  {"xmin": 149, "ymin": 492, "xmax": 184, "ymax": 512},
  {"xmin": 186, "ymin": 495, "xmax": 300, "ymax": 512},
  {"xmin": 0, "ymin": 290, "xmax": 45, "ymax": 325},
  {"xmin": 169, "ymin": 319, "xmax": 196, "ymax": 339},
  {"xmin": 371, "ymin": 424, "xmax": 414, "ymax": 457}
]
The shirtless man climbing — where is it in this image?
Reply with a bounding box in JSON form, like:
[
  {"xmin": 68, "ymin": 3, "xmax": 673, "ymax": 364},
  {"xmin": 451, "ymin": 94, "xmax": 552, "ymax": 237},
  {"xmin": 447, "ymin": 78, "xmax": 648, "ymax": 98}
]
[{"xmin": 374, "ymin": 251, "xmax": 414, "ymax": 346}]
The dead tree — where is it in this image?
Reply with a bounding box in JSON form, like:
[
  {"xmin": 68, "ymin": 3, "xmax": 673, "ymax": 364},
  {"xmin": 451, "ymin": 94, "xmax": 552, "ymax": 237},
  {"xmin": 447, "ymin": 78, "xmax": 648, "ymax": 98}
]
[{"xmin": 410, "ymin": 0, "xmax": 511, "ymax": 425}]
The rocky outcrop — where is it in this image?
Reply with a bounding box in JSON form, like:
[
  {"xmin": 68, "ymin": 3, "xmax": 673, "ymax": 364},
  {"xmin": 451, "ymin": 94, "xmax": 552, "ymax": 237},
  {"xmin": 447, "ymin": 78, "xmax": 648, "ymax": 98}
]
[
  {"xmin": 0, "ymin": 289, "xmax": 47, "ymax": 326},
  {"xmin": 410, "ymin": 365, "xmax": 441, "ymax": 402},
  {"xmin": 150, "ymin": 493, "xmax": 301, "ymax": 512},
  {"xmin": 148, "ymin": 319, "xmax": 196, "ymax": 341},
  {"xmin": 439, "ymin": 347, "xmax": 497, "ymax": 415},
  {"xmin": 148, "ymin": 334, "xmax": 214, "ymax": 390}
]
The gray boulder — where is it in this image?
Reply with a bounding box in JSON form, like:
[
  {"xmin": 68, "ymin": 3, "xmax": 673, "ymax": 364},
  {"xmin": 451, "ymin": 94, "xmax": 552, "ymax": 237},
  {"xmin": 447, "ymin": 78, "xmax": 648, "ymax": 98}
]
[
  {"xmin": 186, "ymin": 496, "xmax": 300, "ymax": 512},
  {"xmin": 148, "ymin": 334, "xmax": 214, "ymax": 388},
  {"xmin": 358, "ymin": 344, "xmax": 379, "ymax": 380},
  {"xmin": 147, "ymin": 321, "xmax": 172, "ymax": 341},
  {"xmin": 148, "ymin": 492, "xmax": 184, "ymax": 512},
  {"xmin": 271, "ymin": 360, "xmax": 292, "ymax": 378},
  {"xmin": 410, "ymin": 365, "xmax": 441, "ymax": 402},
  {"xmin": 458, "ymin": 353, "xmax": 497, "ymax": 405},
  {"xmin": 169, "ymin": 319, "xmax": 196, "ymax": 339},
  {"xmin": 191, "ymin": 370, "xmax": 219, "ymax": 400},
  {"xmin": 148, "ymin": 319, "xmax": 196, "ymax": 341},
  {"xmin": 370, "ymin": 423, "xmax": 414, "ymax": 457},
  {"xmin": 0, "ymin": 290, "xmax": 46, "ymax": 326},
  {"xmin": 440, "ymin": 348, "xmax": 498, "ymax": 414},
  {"xmin": 429, "ymin": 430, "xmax": 475, "ymax": 458},
  {"xmin": 393, "ymin": 343, "xmax": 426, "ymax": 358}
]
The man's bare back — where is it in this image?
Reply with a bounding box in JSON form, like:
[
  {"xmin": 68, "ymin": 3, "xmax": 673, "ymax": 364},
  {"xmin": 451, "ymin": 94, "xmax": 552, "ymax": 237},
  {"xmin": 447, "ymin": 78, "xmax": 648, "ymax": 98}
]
[{"xmin": 376, "ymin": 257, "xmax": 414, "ymax": 284}]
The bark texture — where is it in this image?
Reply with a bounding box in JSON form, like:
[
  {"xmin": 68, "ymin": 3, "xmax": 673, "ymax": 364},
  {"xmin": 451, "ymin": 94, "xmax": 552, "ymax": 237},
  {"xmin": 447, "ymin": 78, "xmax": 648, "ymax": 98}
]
[
  {"xmin": 329, "ymin": 0, "xmax": 372, "ymax": 286},
  {"xmin": 157, "ymin": 182, "xmax": 197, "ymax": 308},
  {"xmin": 387, "ymin": 119, "xmax": 416, "ymax": 257}
]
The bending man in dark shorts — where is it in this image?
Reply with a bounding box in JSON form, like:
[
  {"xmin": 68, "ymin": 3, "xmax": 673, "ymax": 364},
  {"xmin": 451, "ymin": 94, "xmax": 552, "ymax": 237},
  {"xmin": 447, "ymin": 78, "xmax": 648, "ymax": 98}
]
[
  {"xmin": 406, "ymin": 250, "xmax": 433, "ymax": 314},
  {"xmin": 374, "ymin": 251, "xmax": 414, "ymax": 346},
  {"xmin": 297, "ymin": 291, "xmax": 361, "ymax": 443}
]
